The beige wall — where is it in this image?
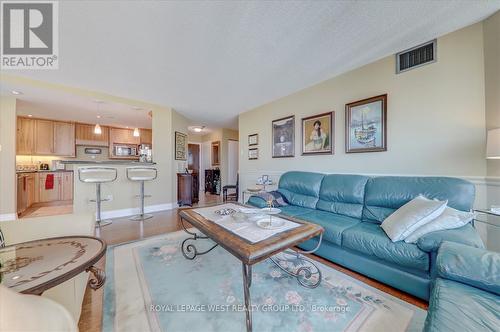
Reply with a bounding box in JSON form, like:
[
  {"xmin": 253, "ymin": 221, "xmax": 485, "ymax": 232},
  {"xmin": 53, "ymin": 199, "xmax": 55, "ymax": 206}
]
[
  {"xmin": 482, "ymin": 11, "xmax": 500, "ymax": 251},
  {"xmin": 171, "ymin": 110, "xmax": 190, "ymax": 203},
  {"xmin": 239, "ymin": 23, "xmax": 487, "ymax": 188},
  {"xmin": 484, "ymin": 11, "xmax": 500, "ymax": 178},
  {"xmin": 0, "ymin": 96, "xmax": 17, "ymax": 219}
]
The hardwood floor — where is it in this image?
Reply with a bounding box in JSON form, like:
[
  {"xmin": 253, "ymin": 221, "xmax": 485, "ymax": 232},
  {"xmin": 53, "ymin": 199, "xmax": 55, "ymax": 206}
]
[{"xmin": 78, "ymin": 193, "xmax": 427, "ymax": 332}]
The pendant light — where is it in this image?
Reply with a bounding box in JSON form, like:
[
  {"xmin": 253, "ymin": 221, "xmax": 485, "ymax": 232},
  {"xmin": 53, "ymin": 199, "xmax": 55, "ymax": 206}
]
[
  {"xmin": 94, "ymin": 100, "xmax": 103, "ymax": 135},
  {"xmin": 133, "ymin": 127, "xmax": 140, "ymax": 137}
]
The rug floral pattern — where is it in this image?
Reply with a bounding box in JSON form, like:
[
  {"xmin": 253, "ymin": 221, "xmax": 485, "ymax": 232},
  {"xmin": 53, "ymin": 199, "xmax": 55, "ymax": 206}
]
[{"xmin": 103, "ymin": 232, "xmax": 426, "ymax": 332}]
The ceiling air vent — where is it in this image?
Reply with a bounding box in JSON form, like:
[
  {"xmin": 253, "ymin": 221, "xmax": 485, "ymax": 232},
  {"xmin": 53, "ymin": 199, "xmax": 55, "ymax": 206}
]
[{"xmin": 396, "ymin": 39, "xmax": 436, "ymax": 74}]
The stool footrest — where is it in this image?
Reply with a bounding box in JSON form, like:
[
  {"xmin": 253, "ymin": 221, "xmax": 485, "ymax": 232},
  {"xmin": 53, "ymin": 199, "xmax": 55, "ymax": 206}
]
[{"xmin": 89, "ymin": 198, "xmax": 111, "ymax": 203}]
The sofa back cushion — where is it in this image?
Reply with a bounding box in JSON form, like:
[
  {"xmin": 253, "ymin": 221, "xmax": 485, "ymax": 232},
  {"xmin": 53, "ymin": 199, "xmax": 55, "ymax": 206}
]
[
  {"xmin": 278, "ymin": 171, "xmax": 325, "ymax": 209},
  {"xmin": 362, "ymin": 176, "xmax": 475, "ymax": 224},
  {"xmin": 316, "ymin": 174, "xmax": 369, "ymax": 218}
]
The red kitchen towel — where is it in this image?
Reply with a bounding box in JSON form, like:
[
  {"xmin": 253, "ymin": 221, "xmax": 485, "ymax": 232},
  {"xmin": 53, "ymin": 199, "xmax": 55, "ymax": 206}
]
[{"xmin": 45, "ymin": 174, "xmax": 54, "ymax": 190}]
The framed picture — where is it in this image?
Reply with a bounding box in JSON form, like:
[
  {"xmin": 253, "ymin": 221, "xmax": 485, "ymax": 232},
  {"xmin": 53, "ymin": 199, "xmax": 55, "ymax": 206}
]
[
  {"xmin": 345, "ymin": 94, "xmax": 387, "ymax": 153},
  {"xmin": 211, "ymin": 141, "xmax": 220, "ymax": 166},
  {"xmin": 175, "ymin": 131, "xmax": 188, "ymax": 160},
  {"xmin": 248, "ymin": 148, "xmax": 258, "ymax": 160},
  {"xmin": 272, "ymin": 115, "xmax": 295, "ymax": 158},
  {"xmin": 248, "ymin": 133, "xmax": 258, "ymax": 146},
  {"xmin": 302, "ymin": 112, "xmax": 334, "ymax": 155}
]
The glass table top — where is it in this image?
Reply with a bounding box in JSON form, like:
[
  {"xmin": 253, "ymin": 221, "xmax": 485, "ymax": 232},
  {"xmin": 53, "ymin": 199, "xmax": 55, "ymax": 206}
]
[{"xmin": 0, "ymin": 236, "xmax": 106, "ymax": 294}]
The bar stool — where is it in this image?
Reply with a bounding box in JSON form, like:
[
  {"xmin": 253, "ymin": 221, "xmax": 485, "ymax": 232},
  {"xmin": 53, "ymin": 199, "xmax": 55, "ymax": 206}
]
[
  {"xmin": 126, "ymin": 167, "xmax": 158, "ymax": 221},
  {"xmin": 78, "ymin": 167, "xmax": 118, "ymax": 227}
]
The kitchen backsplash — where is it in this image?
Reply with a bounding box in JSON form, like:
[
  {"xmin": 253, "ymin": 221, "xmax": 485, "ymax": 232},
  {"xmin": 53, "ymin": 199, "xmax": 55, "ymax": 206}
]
[{"xmin": 16, "ymin": 146, "xmax": 112, "ymax": 168}]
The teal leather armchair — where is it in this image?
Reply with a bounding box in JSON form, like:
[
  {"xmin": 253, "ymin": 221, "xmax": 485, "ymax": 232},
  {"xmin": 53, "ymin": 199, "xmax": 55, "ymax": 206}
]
[{"xmin": 424, "ymin": 242, "xmax": 500, "ymax": 331}]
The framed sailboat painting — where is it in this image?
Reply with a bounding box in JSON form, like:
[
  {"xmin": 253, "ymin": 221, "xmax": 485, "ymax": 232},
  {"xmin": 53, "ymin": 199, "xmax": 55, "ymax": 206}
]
[{"xmin": 345, "ymin": 94, "xmax": 387, "ymax": 153}]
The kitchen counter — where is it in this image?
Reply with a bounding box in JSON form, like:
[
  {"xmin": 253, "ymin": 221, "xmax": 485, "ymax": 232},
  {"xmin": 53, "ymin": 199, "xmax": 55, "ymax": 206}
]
[
  {"xmin": 16, "ymin": 170, "xmax": 74, "ymax": 174},
  {"xmin": 60, "ymin": 160, "xmax": 156, "ymax": 165}
]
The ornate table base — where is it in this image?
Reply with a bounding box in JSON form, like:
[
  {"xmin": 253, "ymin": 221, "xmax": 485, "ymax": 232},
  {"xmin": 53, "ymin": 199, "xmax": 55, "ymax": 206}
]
[
  {"xmin": 180, "ymin": 217, "xmax": 218, "ymax": 260},
  {"xmin": 180, "ymin": 215, "xmax": 323, "ymax": 332}
]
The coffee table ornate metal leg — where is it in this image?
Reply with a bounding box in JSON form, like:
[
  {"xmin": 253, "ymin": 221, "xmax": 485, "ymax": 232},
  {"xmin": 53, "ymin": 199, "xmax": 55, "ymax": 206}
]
[
  {"xmin": 242, "ymin": 263, "xmax": 252, "ymax": 332},
  {"xmin": 86, "ymin": 266, "xmax": 106, "ymax": 290},
  {"xmin": 269, "ymin": 233, "xmax": 323, "ymax": 288},
  {"xmin": 180, "ymin": 216, "xmax": 218, "ymax": 260}
]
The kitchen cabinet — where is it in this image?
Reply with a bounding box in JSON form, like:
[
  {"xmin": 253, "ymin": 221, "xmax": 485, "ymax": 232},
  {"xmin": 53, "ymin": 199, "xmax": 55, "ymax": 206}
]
[
  {"xmin": 26, "ymin": 173, "xmax": 36, "ymax": 207},
  {"xmin": 60, "ymin": 172, "xmax": 73, "ymax": 201},
  {"xmin": 109, "ymin": 127, "xmax": 140, "ymax": 145},
  {"xmin": 54, "ymin": 122, "xmax": 76, "ymax": 156},
  {"xmin": 38, "ymin": 172, "xmax": 73, "ymax": 203},
  {"xmin": 17, "ymin": 174, "xmax": 28, "ymax": 215},
  {"xmin": 75, "ymin": 123, "xmax": 109, "ymax": 146},
  {"xmin": 35, "ymin": 119, "xmax": 54, "ymax": 155},
  {"xmin": 17, "ymin": 117, "xmax": 35, "ymax": 155},
  {"xmin": 38, "ymin": 172, "xmax": 60, "ymax": 202},
  {"xmin": 16, "ymin": 117, "xmax": 76, "ymax": 157},
  {"xmin": 140, "ymin": 129, "xmax": 152, "ymax": 145}
]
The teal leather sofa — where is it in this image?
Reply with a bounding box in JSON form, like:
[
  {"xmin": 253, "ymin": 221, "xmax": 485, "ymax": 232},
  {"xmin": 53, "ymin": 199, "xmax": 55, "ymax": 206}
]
[
  {"xmin": 248, "ymin": 171, "xmax": 484, "ymax": 300},
  {"xmin": 424, "ymin": 242, "xmax": 499, "ymax": 331}
]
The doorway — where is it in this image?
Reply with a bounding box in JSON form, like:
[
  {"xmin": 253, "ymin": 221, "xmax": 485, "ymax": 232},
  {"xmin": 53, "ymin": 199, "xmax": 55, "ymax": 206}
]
[{"xmin": 188, "ymin": 143, "xmax": 201, "ymax": 194}]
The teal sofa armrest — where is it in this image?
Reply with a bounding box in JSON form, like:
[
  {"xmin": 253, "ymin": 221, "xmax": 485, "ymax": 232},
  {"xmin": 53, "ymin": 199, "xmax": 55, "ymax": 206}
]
[
  {"xmin": 416, "ymin": 224, "xmax": 484, "ymax": 252},
  {"xmin": 436, "ymin": 242, "xmax": 500, "ymax": 296},
  {"xmin": 247, "ymin": 195, "xmax": 268, "ymax": 208}
]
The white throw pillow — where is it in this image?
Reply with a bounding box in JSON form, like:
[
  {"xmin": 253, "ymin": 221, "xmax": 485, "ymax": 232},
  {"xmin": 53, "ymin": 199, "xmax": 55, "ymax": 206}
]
[
  {"xmin": 404, "ymin": 207, "xmax": 474, "ymax": 243},
  {"xmin": 381, "ymin": 195, "xmax": 447, "ymax": 242}
]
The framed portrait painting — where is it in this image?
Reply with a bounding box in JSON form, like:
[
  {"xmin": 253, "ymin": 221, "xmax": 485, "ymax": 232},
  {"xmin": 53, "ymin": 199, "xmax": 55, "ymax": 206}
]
[
  {"xmin": 302, "ymin": 112, "xmax": 334, "ymax": 155},
  {"xmin": 345, "ymin": 94, "xmax": 387, "ymax": 153},
  {"xmin": 175, "ymin": 131, "xmax": 188, "ymax": 160},
  {"xmin": 272, "ymin": 115, "xmax": 295, "ymax": 158}
]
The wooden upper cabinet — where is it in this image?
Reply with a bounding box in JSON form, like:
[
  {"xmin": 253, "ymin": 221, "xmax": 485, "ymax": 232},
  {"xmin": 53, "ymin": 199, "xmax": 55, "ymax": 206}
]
[
  {"xmin": 75, "ymin": 123, "xmax": 109, "ymax": 146},
  {"xmin": 53, "ymin": 122, "xmax": 75, "ymax": 156},
  {"xmin": 109, "ymin": 127, "xmax": 140, "ymax": 145},
  {"xmin": 35, "ymin": 119, "xmax": 54, "ymax": 155},
  {"xmin": 16, "ymin": 117, "xmax": 35, "ymax": 155},
  {"xmin": 140, "ymin": 129, "xmax": 152, "ymax": 145}
]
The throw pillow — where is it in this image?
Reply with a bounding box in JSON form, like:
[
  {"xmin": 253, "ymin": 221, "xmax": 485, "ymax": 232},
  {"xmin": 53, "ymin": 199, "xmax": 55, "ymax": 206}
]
[
  {"xmin": 381, "ymin": 195, "xmax": 447, "ymax": 242},
  {"xmin": 404, "ymin": 207, "xmax": 474, "ymax": 243}
]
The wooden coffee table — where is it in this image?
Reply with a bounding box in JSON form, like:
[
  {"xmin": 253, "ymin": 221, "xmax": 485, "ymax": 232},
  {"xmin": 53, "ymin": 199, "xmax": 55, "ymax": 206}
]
[{"xmin": 179, "ymin": 204, "xmax": 324, "ymax": 332}]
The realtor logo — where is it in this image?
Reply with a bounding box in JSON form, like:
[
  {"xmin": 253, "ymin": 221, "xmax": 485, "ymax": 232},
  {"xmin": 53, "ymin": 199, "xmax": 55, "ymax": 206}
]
[{"xmin": 1, "ymin": 1, "xmax": 58, "ymax": 69}]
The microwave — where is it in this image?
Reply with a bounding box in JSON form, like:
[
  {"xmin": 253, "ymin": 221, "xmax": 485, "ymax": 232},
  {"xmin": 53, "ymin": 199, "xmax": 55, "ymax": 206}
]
[{"xmin": 114, "ymin": 144, "xmax": 137, "ymax": 157}]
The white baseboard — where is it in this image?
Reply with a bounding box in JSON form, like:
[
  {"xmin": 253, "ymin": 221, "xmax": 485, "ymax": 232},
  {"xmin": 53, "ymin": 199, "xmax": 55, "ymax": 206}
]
[
  {"xmin": 0, "ymin": 213, "xmax": 16, "ymax": 222},
  {"xmin": 100, "ymin": 203, "xmax": 176, "ymax": 220}
]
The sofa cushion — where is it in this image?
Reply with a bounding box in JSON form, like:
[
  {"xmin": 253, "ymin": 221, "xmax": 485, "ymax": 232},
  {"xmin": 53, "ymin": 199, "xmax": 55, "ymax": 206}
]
[
  {"xmin": 362, "ymin": 176, "xmax": 475, "ymax": 223},
  {"xmin": 278, "ymin": 205, "xmax": 316, "ymax": 217},
  {"xmin": 342, "ymin": 222, "xmax": 429, "ymax": 271},
  {"xmin": 277, "ymin": 171, "xmax": 325, "ymax": 209},
  {"xmin": 424, "ymin": 278, "xmax": 500, "ymax": 332},
  {"xmin": 299, "ymin": 210, "xmax": 361, "ymax": 245},
  {"xmin": 316, "ymin": 174, "xmax": 369, "ymax": 219},
  {"xmin": 437, "ymin": 242, "xmax": 499, "ymax": 296}
]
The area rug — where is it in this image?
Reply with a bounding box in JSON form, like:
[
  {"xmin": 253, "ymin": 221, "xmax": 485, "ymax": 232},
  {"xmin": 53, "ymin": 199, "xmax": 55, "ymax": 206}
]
[{"xmin": 102, "ymin": 230, "xmax": 426, "ymax": 332}]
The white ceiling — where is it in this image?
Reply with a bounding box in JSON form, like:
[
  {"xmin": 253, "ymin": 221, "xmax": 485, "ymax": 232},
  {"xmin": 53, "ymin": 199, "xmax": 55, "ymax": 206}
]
[
  {"xmin": 2, "ymin": 1, "xmax": 499, "ymax": 129},
  {"xmin": 0, "ymin": 83, "xmax": 152, "ymax": 129}
]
